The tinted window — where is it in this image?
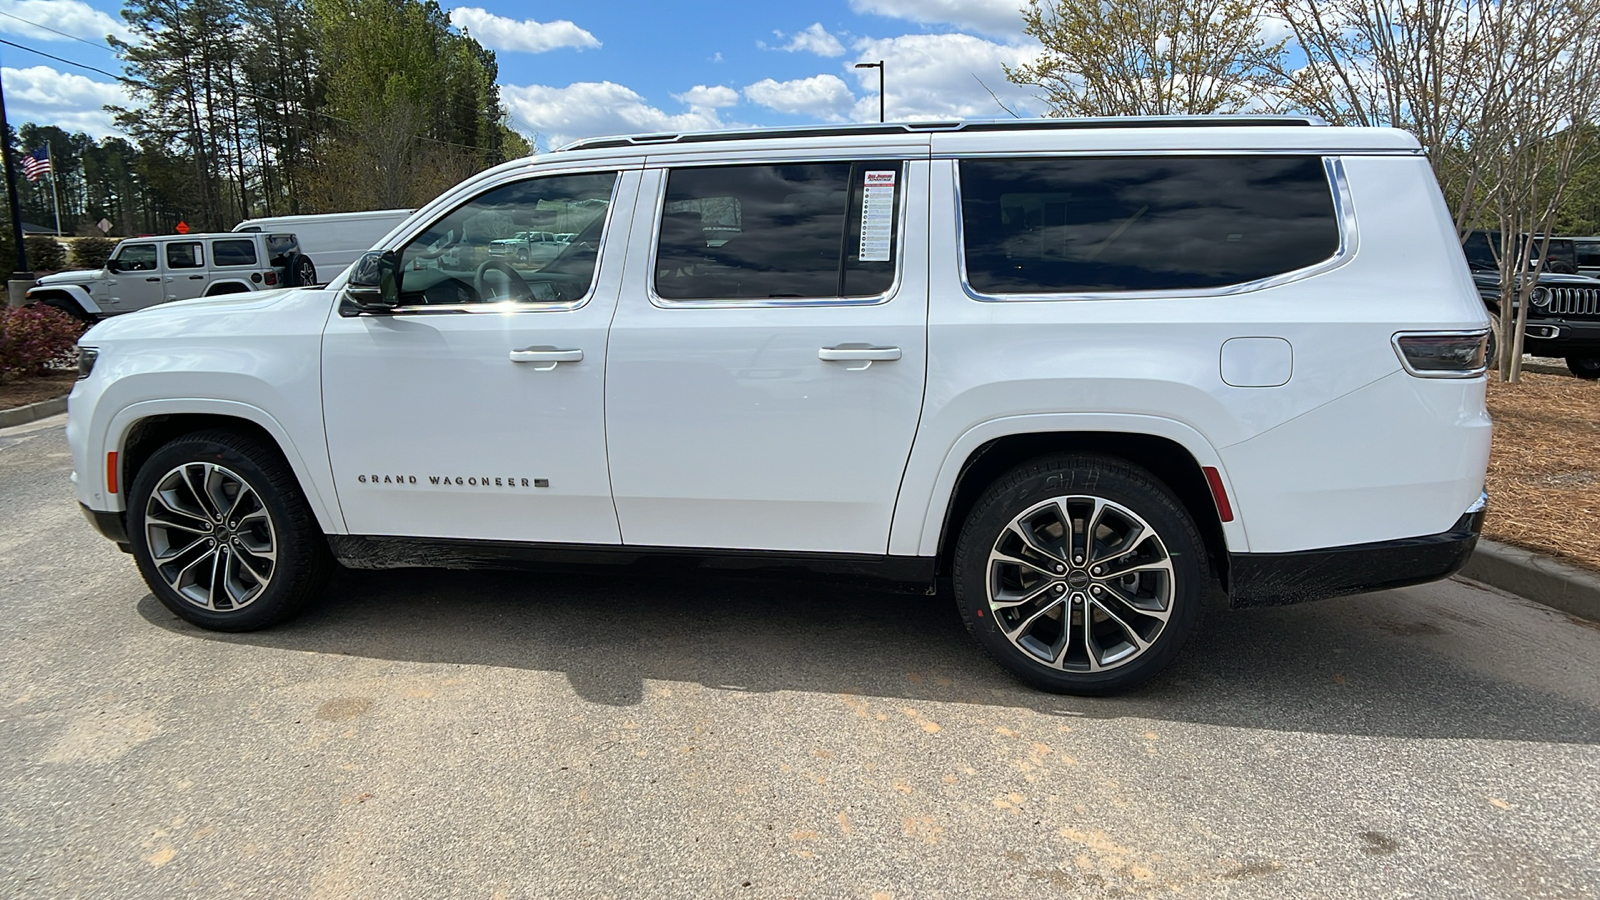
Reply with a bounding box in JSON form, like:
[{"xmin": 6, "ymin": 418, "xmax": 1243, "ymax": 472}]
[
  {"xmin": 165, "ymin": 241, "xmax": 203, "ymax": 269},
  {"xmin": 1577, "ymin": 240, "xmax": 1600, "ymax": 269},
  {"xmin": 960, "ymin": 156, "xmax": 1340, "ymax": 294},
  {"xmin": 212, "ymin": 239, "xmax": 258, "ymax": 267},
  {"xmin": 397, "ymin": 171, "xmax": 617, "ymax": 305},
  {"xmin": 1462, "ymin": 231, "xmax": 1499, "ymax": 270},
  {"xmin": 655, "ymin": 161, "xmax": 902, "ymax": 301},
  {"xmin": 115, "ymin": 243, "xmax": 158, "ymax": 271}
]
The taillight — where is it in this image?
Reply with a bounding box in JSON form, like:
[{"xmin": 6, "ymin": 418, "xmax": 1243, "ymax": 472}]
[
  {"xmin": 264, "ymin": 271, "xmax": 277, "ymax": 286},
  {"xmin": 1392, "ymin": 331, "xmax": 1490, "ymax": 378}
]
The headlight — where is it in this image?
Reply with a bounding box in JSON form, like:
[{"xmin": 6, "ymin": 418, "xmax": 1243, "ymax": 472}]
[
  {"xmin": 1532, "ymin": 287, "xmax": 1551, "ymax": 307},
  {"xmin": 78, "ymin": 347, "xmax": 99, "ymax": 380}
]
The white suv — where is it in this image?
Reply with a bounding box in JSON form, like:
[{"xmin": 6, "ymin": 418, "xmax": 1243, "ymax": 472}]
[{"xmin": 67, "ymin": 118, "xmax": 1492, "ymax": 694}]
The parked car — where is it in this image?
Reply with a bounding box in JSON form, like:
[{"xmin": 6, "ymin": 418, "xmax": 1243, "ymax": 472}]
[
  {"xmin": 69, "ymin": 117, "xmax": 1491, "ymax": 695},
  {"xmin": 233, "ymin": 209, "xmax": 412, "ymax": 282},
  {"xmin": 488, "ymin": 230, "xmax": 566, "ymax": 266},
  {"xmin": 1463, "ymin": 231, "xmax": 1600, "ymax": 377},
  {"xmin": 26, "ymin": 232, "xmax": 314, "ymax": 322},
  {"xmin": 1568, "ymin": 235, "xmax": 1600, "ymax": 278}
]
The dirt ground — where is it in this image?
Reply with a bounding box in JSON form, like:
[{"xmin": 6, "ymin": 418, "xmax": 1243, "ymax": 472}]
[
  {"xmin": 0, "ymin": 373, "xmax": 76, "ymax": 411},
  {"xmin": 1485, "ymin": 365, "xmax": 1600, "ymax": 574}
]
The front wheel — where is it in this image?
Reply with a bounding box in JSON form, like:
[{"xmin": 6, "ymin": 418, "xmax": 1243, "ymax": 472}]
[
  {"xmin": 1567, "ymin": 355, "xmax": 1600, "ymax": 379},
  {"xmin": 127, "ymin": 430, "xmax": 332, "ymax": 631},
  {"xmin": 952, "ymin": 454, "xmax": 1206, "ymax": 695}
]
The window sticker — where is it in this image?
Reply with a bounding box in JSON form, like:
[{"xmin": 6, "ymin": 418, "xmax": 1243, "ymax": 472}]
[{"xmin": 860, "ymin": 169, "xmax": 896, "ymax": 262}]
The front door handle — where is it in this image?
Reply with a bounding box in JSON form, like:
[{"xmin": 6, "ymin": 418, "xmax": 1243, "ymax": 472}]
[
  {"xmin": 819, "ymin": 344, "xmax": 901, "ymax": 370},
  {"xmin": 145, "ymin": 276, "xmax": 160, "ymax": 282},
  {"xmin": 188, "ymin": 274, "xmax": 203, "ymax": 280},
  {"xmin": 510, "ymin": 346, "xmax": 583, "ymax": 371}
]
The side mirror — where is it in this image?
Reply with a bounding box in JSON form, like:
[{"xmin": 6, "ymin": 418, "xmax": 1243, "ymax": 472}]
[
  {"xmin": 105, "ymin": 258, "xmax": 122, "ymax": 273},
  {"xmin": 340, "ymin": 250, "xmax": 401, "ymax": 316}
]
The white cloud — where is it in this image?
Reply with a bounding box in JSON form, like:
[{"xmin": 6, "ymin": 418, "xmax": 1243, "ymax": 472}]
[
  {"xmin": 781, "ymin": 23, "xmax": 846, "ymax": 57},
  {"xmin": 2, "ymin": 65, "xmax": 128, "ymax": 138},
  {"xmin": 448, "ymin": 7, "xmax": 599, "ymax": 53},
  {"xmin": 501, "ymin": 81, "xmax": 728, "ymax": 149},
  {"xmin": 849, "ymin": 0, "xmax": 1029, "ymax": 41},
  {"xmin": 0, "ymin": 0, "xmax": 132, "ymax": 44},
  {"xmin": 743, "ymin": 74, "xmax": 856, "ymax": 122},
  {"xmin": 673, "ymin": 84, "xmax": 740, "ymax": 109},
  {"xmin": 846, "ymin": 33, "xmax": 1043, "ymax": 120}
]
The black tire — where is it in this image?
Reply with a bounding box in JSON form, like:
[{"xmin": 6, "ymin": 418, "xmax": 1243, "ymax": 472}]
[
  {"xmin": 37, "ymin": 295, "xmax": 95, "ymax": 324},
  {"xmin": 1567, "ymin": 355, "xmax": 1600, "ymax": 379},
  {"xmin": 952, "ymin": 454, "xmax": 1206, "ymax": 695},
  {"xmin": 127, "ymin": 430, "xmax": 332, "ymax": 632},
  {"xmin": 294, "ymin": 255, "xmax": 317, "ymax": 287}
]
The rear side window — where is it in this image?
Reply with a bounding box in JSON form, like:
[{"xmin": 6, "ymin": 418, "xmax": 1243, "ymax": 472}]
[
  {"xmin": 655, "ymin": 161, "xmax": 902, "ymax": 301},
  {"xmin": 165, "ymin": 241, "xmax": 204, "ymax": 269},
  {"xmin": 959, "ymin": 156, "xmax": 1340, "ymax": 295},
  {"xmin": 212, "ymin": 239, "xmax": 258, "ymax": 267},
  {"xmin": 1577, "ymin": 240, "xmax": 1600, "ymax": 269}
]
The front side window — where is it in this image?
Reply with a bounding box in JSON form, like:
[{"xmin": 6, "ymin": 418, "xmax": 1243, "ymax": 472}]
[
  {"xmin": 960, "ymin": 156, "xmax": 1340, "ymax": 295},
  {"xmin": 115, "ymin": 243, "xmax": 158, "ymax": 272},
  {"xmin": 654, "ymin": 161, "xmax": 903, "ymax": 302},
  {"xmin": 398, "ymin": 171, "xmax": 618, "ymax": 306},
  {"xmin": 212, "ymin": 239, "xmax": 258, "ymax": 267}
]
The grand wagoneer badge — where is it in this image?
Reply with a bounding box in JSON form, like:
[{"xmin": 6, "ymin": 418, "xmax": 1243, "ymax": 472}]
[{"xmin": 357, "ymin": 474, "xmax": 549, "ymax": 488}]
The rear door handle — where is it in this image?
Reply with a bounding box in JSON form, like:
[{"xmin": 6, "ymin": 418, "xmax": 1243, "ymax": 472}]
[
  {"xmin": 509, "ymin": 346, "xmax": 583, "ymax": 370},
  {"xmin": 188, "ymin": 274, "xmax": 203, "ymax": 280},
  {"xmin": 819, "ymin": 344, "xmax": 901, "ymax": 370}
]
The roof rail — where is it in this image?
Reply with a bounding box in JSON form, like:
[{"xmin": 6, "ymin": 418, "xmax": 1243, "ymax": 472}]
[{"xmin": 555, "ymin": 115, "xmax": 1329, "ymax": 153}]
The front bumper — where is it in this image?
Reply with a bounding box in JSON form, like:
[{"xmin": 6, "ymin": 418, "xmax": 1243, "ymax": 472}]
[
  {"xmin": 1227, "ymin": 503, "xmax": 1484, "ymax": 608},
  {"xmin": 80, "ymin": 504, "xmax": 130, "ymax": 552},
  {"xmin": 1522, "ymin": 316, "xmax": 1600, "ymax": 355}
]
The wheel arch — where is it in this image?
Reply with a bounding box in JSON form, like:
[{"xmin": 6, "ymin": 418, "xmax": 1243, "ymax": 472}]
[
  {"xmin": 906, "ymin": 418, "xmax": 1244, "ymax": 587},
  {"xmin": 106, "ymin": 401, "xmax": 342, "ymax": 534},
  {"xmin": 26, "ymin": 284, "xmax": 102, "ymax": 316},
  {"xmin": 203, "ymin": 280, "xmax": 253, "ymax": 296}
]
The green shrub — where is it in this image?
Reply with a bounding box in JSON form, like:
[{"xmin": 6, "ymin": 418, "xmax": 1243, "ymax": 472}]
[
  {"xmin": 70, "ymin": 236, "xmax": 116, "ymax": 269},
  {"xmin": 0, "ymin": 305, "xmax": 85, "ymax": 381},
  {"xmin": 24, "ymin": 235, "xmax": 66, "ymax": 272}
]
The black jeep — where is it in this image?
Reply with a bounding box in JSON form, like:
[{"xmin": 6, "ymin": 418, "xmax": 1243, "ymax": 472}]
[{"xmin": 1465, "ymin": 231, "xmax": 1600, "ymax": 378}]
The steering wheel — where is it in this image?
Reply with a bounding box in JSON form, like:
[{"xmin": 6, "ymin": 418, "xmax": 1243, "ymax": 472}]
[{"xmin": 474, "ymin": 259, "xmax": 532, "ymax": 302}]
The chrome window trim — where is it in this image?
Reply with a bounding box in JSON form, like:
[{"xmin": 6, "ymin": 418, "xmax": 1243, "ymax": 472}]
[
  {"xmin": 375, "ymin": 168, "xmax": 625, "ymax": 316},
  {"xmin": 1390, "ymin": 329, "xmax": 1492, "ymax": 379},
  {"xmin": 952, "ymin": 155, "xmax": 1359, "ymax": 303},
  {"xmin": 644, "ymin": 159, "xmax": 911, "ymax": 310}
]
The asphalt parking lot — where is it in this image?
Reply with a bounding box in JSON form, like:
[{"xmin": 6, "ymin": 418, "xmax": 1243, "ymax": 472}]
[{"xmin": 3, "ymin": 414, "xmax": 1598, "ymax": 898}]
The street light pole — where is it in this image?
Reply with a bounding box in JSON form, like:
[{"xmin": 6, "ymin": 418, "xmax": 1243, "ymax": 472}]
[{"xmin": 854, "ymin": 61, "xmax": 885, "ymax": 123}]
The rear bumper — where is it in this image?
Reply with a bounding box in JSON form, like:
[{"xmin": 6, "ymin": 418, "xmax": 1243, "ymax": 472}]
[{"xmin": 1227, "ymin": 505, "xmax": 1484, "ymax": 609}]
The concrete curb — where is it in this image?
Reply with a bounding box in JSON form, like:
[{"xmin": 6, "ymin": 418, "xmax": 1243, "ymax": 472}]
[
  {"xmin": 0, "ymin": 396, "xmax": 67, "ymax": 429},
  {"xmin": 1460, "ymin": 539, "xmax": 1600, "ymax": 623}
]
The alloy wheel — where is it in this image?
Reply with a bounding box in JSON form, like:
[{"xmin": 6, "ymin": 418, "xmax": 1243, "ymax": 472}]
[{"xmin": 142, "ymin": 462, "xmax": 277, "ymax": 611}]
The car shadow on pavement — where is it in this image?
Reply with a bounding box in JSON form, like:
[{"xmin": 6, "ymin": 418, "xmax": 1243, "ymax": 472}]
[{"xmin": 135, "ymin": 566, "xmax": 1600, "ymax": 744}]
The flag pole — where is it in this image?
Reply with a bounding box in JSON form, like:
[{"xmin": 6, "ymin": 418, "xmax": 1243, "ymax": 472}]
[{"xmin": 46, "ymin": 141, "xmax": 61, "ymax": 237}]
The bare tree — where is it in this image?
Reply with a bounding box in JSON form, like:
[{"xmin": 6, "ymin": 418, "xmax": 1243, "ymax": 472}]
[
  {"xmin": 1268, "ymin": 0, "xmax": 1600, "ymax": 380},
  {"xmin": 1005, "ymin": 0, "xmax": 1286, "ymax": 116}
]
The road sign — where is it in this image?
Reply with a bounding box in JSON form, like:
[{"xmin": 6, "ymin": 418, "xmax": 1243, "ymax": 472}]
[
  {"xmin": 97, "ymin": 218, "xmax": 111, "ymax": 233},
  {"xmin": 175, "ymin": 221, "xmax": 189, "ymax": 234}
]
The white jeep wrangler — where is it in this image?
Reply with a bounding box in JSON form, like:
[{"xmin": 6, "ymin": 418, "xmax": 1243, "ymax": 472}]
[
  {"xmin": 27, "ymin": 231, "xmax": 318, "ymax": 322},
  {"xmin": 67, "ymin": 118, "xmax": 1492, "ymax": 694}
]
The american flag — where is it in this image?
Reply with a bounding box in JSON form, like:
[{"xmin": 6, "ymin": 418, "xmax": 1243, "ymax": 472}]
[{"xmin": 20, "ymin": 146, "xmax": 50, "ymax": 182}]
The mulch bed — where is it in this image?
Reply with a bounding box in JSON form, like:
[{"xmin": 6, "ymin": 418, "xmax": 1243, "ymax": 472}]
[
  {"xmin": 0, "ymin": 372, "xmax": 76, "ymax": 412},
  {"xmin": 1485, "ymin": 368, "xmax": 1600, "ymax": 574}
]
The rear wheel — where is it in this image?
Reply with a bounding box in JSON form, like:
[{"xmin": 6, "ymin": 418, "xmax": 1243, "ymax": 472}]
[
  {"xmin": 1567, "ymin": 355, "xmax": 1600, "ymax": 379},
  {"xmin": 127, "ymin": 430, "xmax": 332, "ymax": 631},
  {"xmin": 952, "ymin": 454, "xmax": 1206, "ymax": 695}
]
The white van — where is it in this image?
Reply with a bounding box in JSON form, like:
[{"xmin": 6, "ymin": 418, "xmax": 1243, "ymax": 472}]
[
  {"xmin": 232, "ymin": 209, "xmax": 413, "ymax": 282},
  {"xmin": 71, "ymin": 118, "xmax": 1491, "ymax": 695}
]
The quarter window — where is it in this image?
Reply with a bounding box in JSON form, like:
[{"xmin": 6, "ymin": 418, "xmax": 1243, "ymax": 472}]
[
  {"xmin": 397, "ymin": 171, "xmax": 617, "ymax": 305},
  {"xmin": 959, "ymin": 156, "xmax": 1340, "ymax": 295},
  {"xmin": 212, "ymin": 239, "xmax": 258, "ymax": 267},
  {"xmin": 654, "ymin": 161, "xmax": 903, "ymax": 301},
  {"xmin": 115, "ymin": 243, "xmax": 158, "ymax": 272},
  {"xmin": 165, "ymin": 241, "xmax": 204, "ymax": 269}
]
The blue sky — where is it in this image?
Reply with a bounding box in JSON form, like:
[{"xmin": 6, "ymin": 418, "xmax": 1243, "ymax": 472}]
[{"xmin": 0, "ymin": 0, "xmax": 1048, "ymax": 150}]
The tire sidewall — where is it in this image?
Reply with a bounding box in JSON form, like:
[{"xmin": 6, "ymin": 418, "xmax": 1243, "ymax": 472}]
[
  {"xmin": 1567, "ymin": 355, "xmax": 1600, "ymax": 379},
  {"xmin": 952, "ymin": 455, "xmax": 1205, "ymax": 695},
  {"xmin": 127, "ymin": 435, "xmax": 316, "ymax": 632}
]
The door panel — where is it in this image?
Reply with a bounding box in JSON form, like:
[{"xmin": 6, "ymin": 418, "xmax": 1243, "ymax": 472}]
[
  {"xmin": 321, "ymin": 168, "xmax": 638, "ymax": 544},
  {"xmin": 604, "ymin": 162, "xmax": 929, "ymax": 554}
]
